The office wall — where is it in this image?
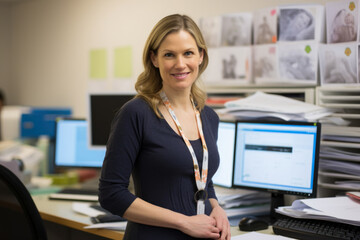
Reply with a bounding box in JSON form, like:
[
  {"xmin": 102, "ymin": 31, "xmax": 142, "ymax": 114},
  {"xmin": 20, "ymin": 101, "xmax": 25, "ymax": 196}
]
[
  {"xmin": 0, "ymin": 4, "xmax": 10, "ymax": 99},
  {"xmin": 7, "ymin": 0, "xmax": 329, "ymax": 117}
]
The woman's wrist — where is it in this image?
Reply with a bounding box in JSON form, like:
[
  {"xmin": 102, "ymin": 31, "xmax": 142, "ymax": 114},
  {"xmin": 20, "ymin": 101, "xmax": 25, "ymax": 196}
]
[{"xmin": 172, "ymin": 213, "xmax": 190, "ymax": 232}]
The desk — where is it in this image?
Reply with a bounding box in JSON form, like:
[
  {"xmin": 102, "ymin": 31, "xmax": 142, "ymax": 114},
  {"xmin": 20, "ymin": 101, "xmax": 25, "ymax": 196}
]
[
  {"xmin": 33, "ymin": 194, "xmax": 274, "ymax": 239},
  {"xmin": 32, "ymin": 194, "xmax": 124, "ymax": 239}
]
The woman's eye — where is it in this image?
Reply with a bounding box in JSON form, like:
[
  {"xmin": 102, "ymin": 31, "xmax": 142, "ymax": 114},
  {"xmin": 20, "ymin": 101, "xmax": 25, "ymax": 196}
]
[
  {"xmin": 185, "ymin": 51, "xmax": 194, "ymax": 56},
  {"xmin": 164, "ymin": 53, "xmax": 173, "ymax": 57}
]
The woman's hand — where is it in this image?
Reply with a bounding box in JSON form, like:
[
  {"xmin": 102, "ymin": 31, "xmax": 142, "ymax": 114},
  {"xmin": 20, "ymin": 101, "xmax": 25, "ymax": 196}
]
[
  {"xmin": 180, "ymin": 214, "xmax": 221, "ymax": 239},
  {"xmin": 210, "ymin": 200, "xmax": 231, "ymax": 240}
]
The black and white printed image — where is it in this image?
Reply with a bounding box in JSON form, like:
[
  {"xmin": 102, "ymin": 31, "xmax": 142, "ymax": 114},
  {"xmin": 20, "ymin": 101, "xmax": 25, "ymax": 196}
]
[
  {"xmin": 253, "ymin": 44, "xmax": 278, "ymax": 82},
  {"xmin": 253, "ymin": 8, "xmax": 277, "ymax": 44},
  {"xmin": 221, "ymin": 13, "xmax": 252, "ymax": 46},
  {"xmin": 319, "ymin": 44, "xmax": 357, "ymax": 84},
  {"xmin": 202, "ymin": 47, "xmax": 251, "ymax": 85},
  {"xmin": 279, "ymin": 8, "xmax": 315, "ymax": 41},
  {"xmin": 278, "ymin": 43, "xmax": 317, "ymax": 83},
  {"xmin": 326, "ymin": 1, "xmax": 358, "ymax": 43},
  {"xmin": 220, "ymin": 47, "xmax": 251, "ymax": 82},
  {"xmin": 198, "ymin": 16, "xmax": 222, "ymax": 47}
]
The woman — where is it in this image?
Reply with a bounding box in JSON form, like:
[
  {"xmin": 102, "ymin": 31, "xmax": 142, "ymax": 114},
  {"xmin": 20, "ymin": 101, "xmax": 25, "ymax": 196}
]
[{"xmin": 99, "ymin": 14, "xmax": 231, "ymax": 240}]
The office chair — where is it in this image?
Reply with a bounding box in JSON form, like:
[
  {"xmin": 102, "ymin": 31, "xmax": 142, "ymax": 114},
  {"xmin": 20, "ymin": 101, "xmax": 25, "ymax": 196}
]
[{"xmin": 0, "ymin": 164, "xmax": 47, "ymax": 240}]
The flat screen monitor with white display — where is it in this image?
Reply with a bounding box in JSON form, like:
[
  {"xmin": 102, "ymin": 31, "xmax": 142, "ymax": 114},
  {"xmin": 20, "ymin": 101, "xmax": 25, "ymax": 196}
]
[
  {"xmin": 50, "ymin": 118, "xmax": 107, "ymax": 201},
  {"xmin": 54, "ymin": 118, "xmax": 106, "ymax": 169},
  {"xmin": 88, "ymin": 93, "xmax": 135, "ymax": 149},
  {"xmin": 212, "ymin": 120, "xmax": 236, "ymax": 188},
  {"xmin": 232, "ymin": 120, "xmax": 321, "ymax": 220}
]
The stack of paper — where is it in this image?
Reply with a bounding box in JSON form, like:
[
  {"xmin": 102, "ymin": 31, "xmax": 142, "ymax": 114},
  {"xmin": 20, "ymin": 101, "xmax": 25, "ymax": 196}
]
[
  {"xmin": 217, "ymin": 91, "xmax": 334, "ymax": 121},
  {"xmin": 216, "ymin": 189, "xmax": 271, "ymax": 226},
  {"xmin": 319, "ymin": 159, "xmax": 360, "ymax": 177},
  {"xmin": 320, "ymin": 146, "xmax": 360, "ymax": 162},
  {"xmin": 218, "ymin": 191, "xmax": 270, "ymax": 209},
  {"xmin": 276, "ymin": 196, "xmax": 360, "ymax": 226}
]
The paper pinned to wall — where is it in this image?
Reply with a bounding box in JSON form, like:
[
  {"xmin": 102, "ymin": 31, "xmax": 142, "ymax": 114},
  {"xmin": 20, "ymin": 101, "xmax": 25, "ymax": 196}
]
[
  {"xmin": 114, "ymin": 46, "xmax": 132, "ymax": 78},
  {"xmin": 89, "ymin": 49, "xmax": 108, "ymax": 79}
]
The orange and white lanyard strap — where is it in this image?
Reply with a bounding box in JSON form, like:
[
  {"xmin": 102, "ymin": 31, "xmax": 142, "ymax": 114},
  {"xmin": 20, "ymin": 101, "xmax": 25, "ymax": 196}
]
[{"xmin": 160, "ymin": 91, "xmax": 209, "ymax": 213}]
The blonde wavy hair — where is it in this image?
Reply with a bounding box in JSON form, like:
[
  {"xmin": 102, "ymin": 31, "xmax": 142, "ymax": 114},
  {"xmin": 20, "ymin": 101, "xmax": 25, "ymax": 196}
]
[{"xmin": 135, "ymin": 14, "xmax": 209, "ymax": 117}]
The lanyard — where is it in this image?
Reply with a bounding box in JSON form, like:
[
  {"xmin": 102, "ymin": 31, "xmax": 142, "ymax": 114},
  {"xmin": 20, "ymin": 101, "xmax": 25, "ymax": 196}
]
[{"xmin": 160, "ymin": 91, "xmax": 209, "ymax": 191}]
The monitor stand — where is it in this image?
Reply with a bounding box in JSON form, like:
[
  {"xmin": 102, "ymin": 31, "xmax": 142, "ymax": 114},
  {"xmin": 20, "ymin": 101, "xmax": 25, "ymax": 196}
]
[{"xmin": 270, "ymin": 192, "xmax": 285, "ymax": 224}]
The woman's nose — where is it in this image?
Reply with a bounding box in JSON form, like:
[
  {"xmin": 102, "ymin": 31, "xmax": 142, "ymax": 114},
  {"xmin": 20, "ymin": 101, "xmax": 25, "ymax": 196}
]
[{"xmin": 175, "ymin": 56, "xmax": 186, "ymax": 68}]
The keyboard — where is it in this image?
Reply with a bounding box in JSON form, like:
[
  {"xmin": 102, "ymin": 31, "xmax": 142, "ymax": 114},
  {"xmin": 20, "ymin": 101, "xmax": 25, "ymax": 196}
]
[
  {"xmin": 59, "ymin": 188, "xmax": 98, "ymax": 195},
  {"xmin": 48, "ymin": 188, "xmax": 99, "ymax": 202},
  {"xmin": 273, "ymin": 217, "xmax": 360, "ymax": 240}
]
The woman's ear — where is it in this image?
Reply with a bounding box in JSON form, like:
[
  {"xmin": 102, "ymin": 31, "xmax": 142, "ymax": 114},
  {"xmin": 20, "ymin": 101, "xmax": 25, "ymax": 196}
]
[
  {"xmin": 150, "ymin": 51, "xmax": 158, "ymax": 68},
  {"xmin": 199, "ymin": 49, "xmax": 204, "ymax": 65}
]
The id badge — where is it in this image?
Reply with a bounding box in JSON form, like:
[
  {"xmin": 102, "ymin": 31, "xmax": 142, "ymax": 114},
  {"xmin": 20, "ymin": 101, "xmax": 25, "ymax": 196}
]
[
  {"xmin": 194, "ymin": 189, "xmax": 208, "ymax": 215},
  {"xmin": 197, "ymin": 200, "xmax": 205, "ymax": 215}
]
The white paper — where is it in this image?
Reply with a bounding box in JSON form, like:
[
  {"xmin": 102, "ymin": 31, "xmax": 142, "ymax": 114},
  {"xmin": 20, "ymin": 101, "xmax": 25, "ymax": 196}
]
[
  {"xmin": 223, "ymin": 91, "xmax": 331, "ymax": 116},
  {"xmin": 320, "ymin": 159, "xmax": 360, "ymax": 176},
  {"xmin": 278, "ymin": 5, "xmax": 325, "ymax": 42},
  {"xmin": 277, "ymin": 41, "xmax": 318, "ymax": 84},
  {"xmin": 203, "ymin": 46, "xmax": 252, "ymax": 85},
  {"xmin": 231, "ymin": 232, "xmax": 294, "ymax": 240},
  {"xmin": 253, "ymin": 44, "xmax": 279, "ymax": 84},
  {"xmin": 84, "ymin": 221, "xmax": 127, "ymax": 231},
  {"xmin": 221, "ymin": 13, "xmax": 253, "ymax": 46},
  {"xmin": 72, "ymin": 202, "xmax": 104, "ymax": 217},
  {"xmin": 198, "ymin": 16, "xmax": 222, "ymax": 48},
  {"xmin": 276, "ymin": 196, "xmax": 360, "ymax": 226},
  {"xmin": 301, "ymin": 196, "xmax": 360, "ymax": 221},
  {"xmin": 319, "ymin": 42, "xmax": 358, "ymax": 85},
  {"xmin": 326, "ymin": 0, "xmax": 358, "ymax": 43},
  {"xmin": 253, "ymin": 7, "xmax": 278, "ymax": 44}
]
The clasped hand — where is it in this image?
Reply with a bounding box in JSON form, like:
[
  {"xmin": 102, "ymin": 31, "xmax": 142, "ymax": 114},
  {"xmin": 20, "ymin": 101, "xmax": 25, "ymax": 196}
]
[{"xmin": 182, "ymin": 206, "xmax": 231, "ymax": 239}]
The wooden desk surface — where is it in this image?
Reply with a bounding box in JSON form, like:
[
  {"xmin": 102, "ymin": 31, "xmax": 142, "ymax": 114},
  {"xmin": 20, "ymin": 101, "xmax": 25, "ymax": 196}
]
[
  {"xmin": 33, "ymin": 194, "xmax": 274, "ymax": 239},
  {"xmin": 32, "ymin": 194, "xmax": 124, "ymax": 239}
]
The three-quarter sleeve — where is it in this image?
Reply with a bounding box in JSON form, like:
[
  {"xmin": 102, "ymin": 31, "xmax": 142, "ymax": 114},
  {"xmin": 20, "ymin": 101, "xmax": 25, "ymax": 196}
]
[{"xmin": 98, "ymin": 99, "xmax": 145, "ymax": 216}]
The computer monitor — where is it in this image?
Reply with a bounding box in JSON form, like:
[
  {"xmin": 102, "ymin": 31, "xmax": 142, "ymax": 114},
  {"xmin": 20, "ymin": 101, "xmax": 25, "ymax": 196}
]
[
  {"xmin": 54, "ymin": 118, "xmax": 106, "ymax": 168},
  {"xmin": 88, "ymin": 93, "xmax": 135, "ymax": 149},
  {"xmin": 232, "ymin": 120, "xmax": 321, "ymax": 219},
  {"xmin": 212, "ymin": 120, "xmax": 236, "ymax": 188}
]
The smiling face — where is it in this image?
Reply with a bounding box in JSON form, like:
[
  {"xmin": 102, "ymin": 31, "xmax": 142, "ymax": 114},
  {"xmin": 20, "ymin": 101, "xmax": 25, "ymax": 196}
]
[{"xmin": 151, "ymin": 30, "xmax": 203, "ymax": 94}]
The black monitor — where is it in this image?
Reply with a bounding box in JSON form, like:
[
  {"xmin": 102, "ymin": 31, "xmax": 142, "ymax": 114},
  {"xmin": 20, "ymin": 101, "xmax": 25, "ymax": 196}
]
[
  {"xmin": 88, "ymin": 93, "xmax": 135, "ymax": 148},
  {"xmin": 212, "ymin": 120, "xmax": 237, "ymax": 188},
  {"xmin": 232, "ymin": 120, "xmax": 321, "ymax": 220},
  {"xmin": 54, "ymin": 118, "xmax": 106, "ymax": 169}
]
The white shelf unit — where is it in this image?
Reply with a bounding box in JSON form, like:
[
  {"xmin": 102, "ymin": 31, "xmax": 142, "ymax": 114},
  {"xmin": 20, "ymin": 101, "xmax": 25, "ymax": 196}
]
[{"xmin": 316, "ymin": 85, "xmax": 360, "ymax": 197}]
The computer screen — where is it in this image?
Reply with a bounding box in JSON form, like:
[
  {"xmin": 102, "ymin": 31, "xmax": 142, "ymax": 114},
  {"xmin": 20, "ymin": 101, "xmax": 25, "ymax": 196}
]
[
  {"xmin": 233, "ymin": 121, "xmax": 320, "ymax": 197},
  {"xmin": 88, "ymin": 93, "xmax": 135, "ymax": 148},
  {"xmin": 232, "ymin": 120, "xmax": 321, "ymax": 218},
  {"xmin": 212, "ymin": 121, "xmax": 236, "ymax": 188},
  {"xmin": 54, "ymin": 118, "xmax": 106, "ymax": 168}
]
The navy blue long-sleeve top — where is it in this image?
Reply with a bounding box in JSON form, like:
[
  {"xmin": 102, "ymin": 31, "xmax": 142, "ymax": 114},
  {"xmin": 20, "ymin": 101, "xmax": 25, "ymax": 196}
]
[{"xmin": 99, "ymin": 97, "xmax": 220, "ymax": 239}]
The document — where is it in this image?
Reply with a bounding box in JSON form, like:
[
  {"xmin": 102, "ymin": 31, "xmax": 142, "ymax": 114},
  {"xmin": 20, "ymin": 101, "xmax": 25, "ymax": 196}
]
[
  {"xmin": 84, "ymin": 222, "xmax": 127, "ymax": 231},
  {"xmin": 219, "ymin": 91, "xmax": 333, "ymax": 121},
  {"xmin": 72, "ymin": 202, "xmax": 104, "ymax": 217},
  {"xmin": 276, "ymin": 196, "xmax": 360, "ymax": 226},
  {"xmin": 231, "ymin": 232, "xmax": 293, "ymax": 239}
]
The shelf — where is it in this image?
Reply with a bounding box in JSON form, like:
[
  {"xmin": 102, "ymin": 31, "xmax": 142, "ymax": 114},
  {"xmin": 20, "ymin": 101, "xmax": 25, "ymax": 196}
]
[
  {"xmin": 331, "ymin": 113, "xmax": 360, "ymax": 119},
  {"xmin": 319, "ymin": 171, "xmax": 360, "ymax": 180},
  {"xmin": 321, "ymin": 140, "xmax": 360, "ymax": 148},
  {"xmin": 318, "ymin": 183, "xmax": 360, "ymax": 191},
  {"xmin": 320, "ymin": 103, "xmax": 360, "ymax": 109}
]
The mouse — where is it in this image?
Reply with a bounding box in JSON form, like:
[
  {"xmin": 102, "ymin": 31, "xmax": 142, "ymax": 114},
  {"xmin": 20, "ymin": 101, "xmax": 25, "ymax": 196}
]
[{"xmin": 238, "ymin": 216, "xmax": 269, "ymax": 231}]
